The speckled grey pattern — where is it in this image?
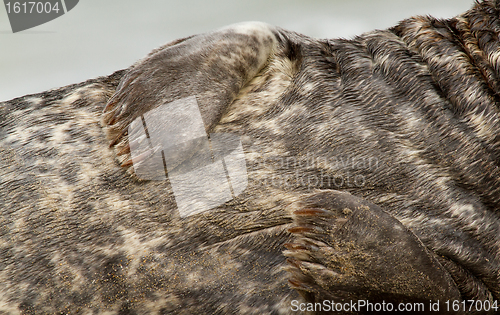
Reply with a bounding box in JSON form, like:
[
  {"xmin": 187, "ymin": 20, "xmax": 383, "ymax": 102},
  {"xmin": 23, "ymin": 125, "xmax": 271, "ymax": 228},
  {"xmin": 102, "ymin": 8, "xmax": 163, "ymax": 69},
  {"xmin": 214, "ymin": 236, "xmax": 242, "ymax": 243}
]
[{"xmin": 1, "ymin": 1, "xmax": 500, "ymax": 314}]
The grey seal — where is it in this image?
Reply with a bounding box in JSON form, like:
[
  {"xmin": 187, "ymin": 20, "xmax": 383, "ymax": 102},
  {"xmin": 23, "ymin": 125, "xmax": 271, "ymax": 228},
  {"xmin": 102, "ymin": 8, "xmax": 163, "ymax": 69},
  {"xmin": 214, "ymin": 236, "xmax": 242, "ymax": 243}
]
[{"xmin": 1, "ymin": 1, "xmax": 499, "ymax": 314}]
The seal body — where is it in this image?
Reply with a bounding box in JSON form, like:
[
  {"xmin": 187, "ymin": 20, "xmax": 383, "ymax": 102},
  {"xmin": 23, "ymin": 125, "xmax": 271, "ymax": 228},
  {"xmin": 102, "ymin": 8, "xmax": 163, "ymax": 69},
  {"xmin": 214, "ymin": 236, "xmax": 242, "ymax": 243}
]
[{"xmin": 1, "ymin": 1, "xmax": 500, "ymax": 314}]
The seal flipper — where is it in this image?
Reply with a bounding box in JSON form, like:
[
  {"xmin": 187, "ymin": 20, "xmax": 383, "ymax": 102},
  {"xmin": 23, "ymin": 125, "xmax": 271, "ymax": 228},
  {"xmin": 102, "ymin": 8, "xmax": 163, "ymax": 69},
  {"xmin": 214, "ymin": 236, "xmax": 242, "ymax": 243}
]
[
  {"xmin": 102, "ymin": 22, "xmax": 279, "ymax": 168},
  {"xmin": 284, "ymin": 190, "xmax": 462, "ymax": 309}
]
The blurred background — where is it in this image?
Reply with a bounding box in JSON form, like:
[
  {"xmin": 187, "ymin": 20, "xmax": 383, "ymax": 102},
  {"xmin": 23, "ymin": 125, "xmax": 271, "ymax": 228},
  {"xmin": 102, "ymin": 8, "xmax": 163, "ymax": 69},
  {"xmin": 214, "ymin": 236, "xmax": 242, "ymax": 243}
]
[{"xmin": 0, "ymin": 0, "xmax": 474, "ymax": 101}]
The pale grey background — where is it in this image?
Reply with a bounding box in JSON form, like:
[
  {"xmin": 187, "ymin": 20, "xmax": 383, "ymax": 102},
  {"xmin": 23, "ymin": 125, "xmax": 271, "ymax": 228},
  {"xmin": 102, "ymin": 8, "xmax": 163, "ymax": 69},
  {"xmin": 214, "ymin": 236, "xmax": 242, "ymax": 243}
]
[{"xmin": 0, "ymin": 0, "xmax": 475, "ymax": 102}]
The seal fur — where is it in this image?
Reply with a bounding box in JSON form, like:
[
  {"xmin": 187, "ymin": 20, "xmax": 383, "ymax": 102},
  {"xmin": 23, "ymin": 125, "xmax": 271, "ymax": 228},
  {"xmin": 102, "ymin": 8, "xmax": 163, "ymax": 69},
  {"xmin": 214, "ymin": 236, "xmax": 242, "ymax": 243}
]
[{"xmin": 1, "ymin": 1, "xmax": 500, "ymax": 314}]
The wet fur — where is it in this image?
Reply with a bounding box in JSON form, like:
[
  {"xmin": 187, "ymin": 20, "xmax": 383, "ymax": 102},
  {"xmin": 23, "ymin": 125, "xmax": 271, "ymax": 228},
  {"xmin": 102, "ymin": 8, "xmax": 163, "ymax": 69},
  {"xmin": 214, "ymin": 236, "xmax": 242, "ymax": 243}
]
[{"xmin": 1, "ymin": 1, "xmax": 500, "ymax": 314}]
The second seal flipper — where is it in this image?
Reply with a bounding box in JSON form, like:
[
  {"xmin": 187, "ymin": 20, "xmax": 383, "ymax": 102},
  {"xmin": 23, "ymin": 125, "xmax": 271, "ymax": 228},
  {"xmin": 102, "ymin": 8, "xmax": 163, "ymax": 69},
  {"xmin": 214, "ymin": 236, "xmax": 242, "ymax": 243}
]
[
  {"xmin": 284, "ymin": 190, "xmax": 462, "ymax": 311},
  {"xmin": 102, "ymin": 22, "xmax": 281, "ymax": 169}
]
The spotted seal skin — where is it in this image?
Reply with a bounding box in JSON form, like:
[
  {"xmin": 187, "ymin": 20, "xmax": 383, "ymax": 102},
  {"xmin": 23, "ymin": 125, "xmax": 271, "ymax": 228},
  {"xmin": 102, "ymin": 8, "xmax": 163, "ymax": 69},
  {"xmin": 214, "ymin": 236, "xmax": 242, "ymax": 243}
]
[{"xmin": 1, "ymin": 1, "xmax": 500, "ymax": 314}]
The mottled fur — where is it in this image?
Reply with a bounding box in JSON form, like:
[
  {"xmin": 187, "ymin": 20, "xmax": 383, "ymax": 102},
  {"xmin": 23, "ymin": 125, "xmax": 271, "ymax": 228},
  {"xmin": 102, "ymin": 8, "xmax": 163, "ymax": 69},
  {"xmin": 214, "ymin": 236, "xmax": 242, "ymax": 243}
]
[{"xmin": 1, "ymin": 1, "xmax": 500, "ymax": 314}]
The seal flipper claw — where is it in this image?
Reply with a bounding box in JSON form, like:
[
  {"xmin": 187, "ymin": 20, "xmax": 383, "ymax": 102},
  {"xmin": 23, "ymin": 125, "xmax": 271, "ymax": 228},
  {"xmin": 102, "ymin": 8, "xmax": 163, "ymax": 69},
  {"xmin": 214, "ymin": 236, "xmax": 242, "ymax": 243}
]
[
  {"xmin": 102, "ymin": 22, "xmax": 280, "ymax": 173},
  {"xmin": 285, "ymin": 190, "xmax": 463, "ymax": 308}
]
